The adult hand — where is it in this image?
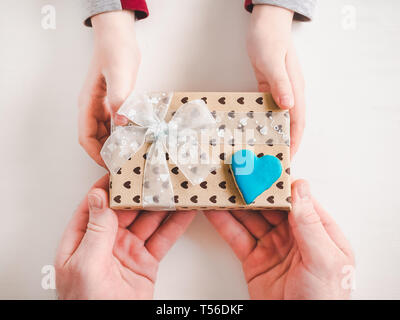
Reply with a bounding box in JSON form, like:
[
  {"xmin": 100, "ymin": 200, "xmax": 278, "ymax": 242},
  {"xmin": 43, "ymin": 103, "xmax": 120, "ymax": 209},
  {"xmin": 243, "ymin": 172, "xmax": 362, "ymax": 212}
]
[
  {"xmin": 78, "ymin": 11, "xmax": 140, "ymax": 166},
  {"xmin": 205, "ymin": 180, "xmax": 354, "ymax": 300},
  {"xmin": 55, "ymin": 175, "xmax": 195, "ymax": 299},
  {"xmin": 247, "ymin": 5, "xmax": 305, "ymax": 156}
]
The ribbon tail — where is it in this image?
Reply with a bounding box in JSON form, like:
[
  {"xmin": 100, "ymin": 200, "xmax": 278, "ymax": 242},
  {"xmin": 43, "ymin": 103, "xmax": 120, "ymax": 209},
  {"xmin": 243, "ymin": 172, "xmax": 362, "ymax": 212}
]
[
  {"xmin": 101, "ymin": 125, "xmax": 147, "ymax": 175},
  {"xmin": 142, "ymin": 139, "xmax": 175, "ymax": 210}
]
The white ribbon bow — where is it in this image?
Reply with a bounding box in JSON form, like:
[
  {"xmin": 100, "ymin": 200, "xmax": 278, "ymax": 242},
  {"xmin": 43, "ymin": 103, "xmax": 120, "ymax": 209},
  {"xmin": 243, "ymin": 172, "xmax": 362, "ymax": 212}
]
[{"xmin": 101, "ymin": 92, "xmax": 218, "ymax": 210}]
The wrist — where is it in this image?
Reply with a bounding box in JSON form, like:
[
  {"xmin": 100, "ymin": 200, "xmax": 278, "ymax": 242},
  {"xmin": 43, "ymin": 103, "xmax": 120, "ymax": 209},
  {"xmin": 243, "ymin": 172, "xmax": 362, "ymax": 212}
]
[
  {"xmin": 251, "ymin": 4, "xmax": 294, "ymax": 35},
  {"xmin": 92, "ymin": 10, "xmax": 136, "ymax": 46}
]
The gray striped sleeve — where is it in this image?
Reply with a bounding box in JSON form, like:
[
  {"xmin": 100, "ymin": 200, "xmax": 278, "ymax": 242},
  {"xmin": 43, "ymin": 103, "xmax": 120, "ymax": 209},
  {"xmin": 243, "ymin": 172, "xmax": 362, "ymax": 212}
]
[
  {"xmin": 81, "ymin": 0, "xmax": 122, "ymax": 27},
  {"xmin": 252, "ymin": 0, "xmax": 316, "ymax": 21}
]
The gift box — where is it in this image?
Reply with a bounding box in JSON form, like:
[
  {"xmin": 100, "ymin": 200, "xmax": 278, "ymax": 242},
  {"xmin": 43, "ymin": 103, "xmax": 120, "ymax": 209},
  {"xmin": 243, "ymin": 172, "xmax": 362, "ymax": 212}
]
[{"xmin": 102, "ymin": 92, "xmax": 291, "ymax": 211}]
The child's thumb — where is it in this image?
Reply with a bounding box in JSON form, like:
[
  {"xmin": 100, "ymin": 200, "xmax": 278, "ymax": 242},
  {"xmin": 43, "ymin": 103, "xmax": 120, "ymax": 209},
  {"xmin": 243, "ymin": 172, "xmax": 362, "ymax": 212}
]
[
  {"xmin": 81, "ymin": 188, "xmax": 118, "ymax": 257},
  {"xmin": 264, "ymin": 60, "xmax": 294, "ymax": 110}
]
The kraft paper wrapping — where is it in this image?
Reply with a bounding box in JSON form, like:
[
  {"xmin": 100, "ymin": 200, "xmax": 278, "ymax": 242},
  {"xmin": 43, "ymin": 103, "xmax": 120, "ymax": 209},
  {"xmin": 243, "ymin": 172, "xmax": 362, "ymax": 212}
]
[{"xmin": 109, "ymin": 92, "xmax": 291, "ymax": 211}]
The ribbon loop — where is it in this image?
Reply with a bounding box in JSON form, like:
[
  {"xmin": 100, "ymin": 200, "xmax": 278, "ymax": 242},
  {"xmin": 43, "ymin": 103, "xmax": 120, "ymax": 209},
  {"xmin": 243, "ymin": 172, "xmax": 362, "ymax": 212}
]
[{"xmin": 101, "ymin": 92, "xmax": 218, "ymax": 210}]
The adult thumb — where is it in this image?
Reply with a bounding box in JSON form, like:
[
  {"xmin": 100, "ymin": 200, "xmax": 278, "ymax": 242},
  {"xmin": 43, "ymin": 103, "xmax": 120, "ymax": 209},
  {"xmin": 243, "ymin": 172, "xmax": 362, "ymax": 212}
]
[
  {"xmin": 81, "ymin": 188, "xmax": 118, "ymax": 257},
  {"xmin": 289, "ymin": 180, "xmax": 336, "ymax": 267},
  {"xmin": 263, "ymin": 60, "xmax": 294, "ymax": 109}
]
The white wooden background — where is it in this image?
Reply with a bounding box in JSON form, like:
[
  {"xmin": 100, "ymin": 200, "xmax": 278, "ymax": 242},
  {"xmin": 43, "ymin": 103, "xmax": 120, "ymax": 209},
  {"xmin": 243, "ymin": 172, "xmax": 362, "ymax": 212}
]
[{"xmin": 0, "ymin": 0, "xmax": 399, "ymax": 299}]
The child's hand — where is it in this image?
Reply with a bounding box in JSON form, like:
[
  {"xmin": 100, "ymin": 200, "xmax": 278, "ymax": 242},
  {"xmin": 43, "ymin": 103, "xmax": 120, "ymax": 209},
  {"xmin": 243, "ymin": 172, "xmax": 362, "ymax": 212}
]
[
  {"xmin": 247, "ymin": 5, "xmax": 305, "ymax": 157},
  {"xmin": 205, "ymin": 180, "xmax": 354, "ymax": 300},
  {"xmin": 78, "ymin": 11, "xmax": 140, "ymax": 166},
  {"xmin": 55, "ymin": 174, "xmax": 195, "ymax": 300}
]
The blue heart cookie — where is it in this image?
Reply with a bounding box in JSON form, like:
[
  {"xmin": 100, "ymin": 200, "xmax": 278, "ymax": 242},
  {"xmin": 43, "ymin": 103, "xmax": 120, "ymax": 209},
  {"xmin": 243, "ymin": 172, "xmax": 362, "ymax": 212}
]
[{"xmin": 231, "ymin": 149, "xmax": 282, "ymax": 204}]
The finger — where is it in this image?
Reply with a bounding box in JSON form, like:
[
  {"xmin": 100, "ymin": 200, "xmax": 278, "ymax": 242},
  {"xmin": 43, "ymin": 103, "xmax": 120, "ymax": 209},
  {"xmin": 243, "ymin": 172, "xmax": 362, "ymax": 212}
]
[
  {"xmin": 113, "ymin": 228, "xmax": 158, "ymax": 282},
  {"xmin": 286, "ymin": 44, "xmax": 306, "ymax": 157},
  {"xmin": 115, "ymin": 210, "xmax": 140, "ymax": 228},
  {"xmin": 288, "ymin": 92, "xmax": 305, "ymax": 158},
  {"xmin": 96, "ymin": 121, "xmax": 109, "ymax": 141},
  {"xmin": 79, "ymin": 135, "xmax": 105, "ymax": 167},
  {"xmin": 260, "ymin": 210, "xmax": 287, "ymax": 227},
  {"xmin": 146, "ymin": 211, "xmax": 196, "ymax": 261},
  {"xmin": 114, "ymin": 113, "xmax": 129, "ymax": 126},
  {"xmin": 260, "ymin": 56, "xmax": 294, "ymax": 109},
  {"xmin": 231, "ymin": 210, "xmax": 271, "ymax": 239},
  {"xmin": 289, "ymin": 180, "xmax": 339, "ymax": 267},
  {"xmin": 56, "ymin": 175, "xmax": 109, "ymax": 265},
  {"xmin": 128, "ymin": 211, "xmax": 169, "ymax": 241},
  {"xmin": 106, "ymin": 71, "xmax": 136, "ymax": 125},
  {"xmin": 312, "ymin": 198, "xmax": 353, "ymax": 258},
  {"xmin": 78, "ymin": 188, "xmax": 118, "ymax": 258},
  {"xmin": 204, "ymin": 210, "xmax": 256, "ymax": 261},
  {"xmin": 78, "ymin": 108, "xmax": 106, "ymax": 167}
]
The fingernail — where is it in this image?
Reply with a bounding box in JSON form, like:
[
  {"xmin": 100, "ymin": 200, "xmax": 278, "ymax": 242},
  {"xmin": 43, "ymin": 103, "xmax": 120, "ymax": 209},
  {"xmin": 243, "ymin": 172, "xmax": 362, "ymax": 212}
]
[
  {"xmin": 280, "ymin": 95, "xmax": 294, "ymax": 108},
  {"xmin": 297, "ymin": 181, "xmax": 310, "ymax": 200},
  {"xmin": 88, "ymin": 193, "xmax": 103, "ymax": 211},
  {"xmin": 114, "ymin": 114, "xmax": 128, "ymax": 126}
]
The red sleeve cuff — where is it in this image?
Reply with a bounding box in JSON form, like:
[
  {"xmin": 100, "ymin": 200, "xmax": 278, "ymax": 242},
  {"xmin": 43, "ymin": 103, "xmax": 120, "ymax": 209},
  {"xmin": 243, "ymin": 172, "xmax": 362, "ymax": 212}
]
[
  {"xmin": 244, "ymin": 0, "xmax": 253, "ymax": 13},
  {"xmin": 121, "ymin": 0, "xmax": 149, "ymax": 20}
]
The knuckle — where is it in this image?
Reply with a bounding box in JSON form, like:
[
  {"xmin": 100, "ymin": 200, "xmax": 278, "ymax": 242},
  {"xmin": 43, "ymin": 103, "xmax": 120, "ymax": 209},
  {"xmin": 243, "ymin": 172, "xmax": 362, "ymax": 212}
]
[
  {"xmin": 273, "ymin": 78, "xmax": 291, "ymax": 93},
  {"xmin": 295, "ymin": 202, "xmax": 320, "ymax": 226},
  {"xmin": 299, "ymin": 210, "xmax": 321, "ymax": 226}
]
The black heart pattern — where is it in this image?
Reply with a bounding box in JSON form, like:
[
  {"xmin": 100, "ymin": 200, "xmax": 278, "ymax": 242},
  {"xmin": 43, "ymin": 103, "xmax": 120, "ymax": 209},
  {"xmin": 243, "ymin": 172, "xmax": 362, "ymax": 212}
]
[
  {"xmin": 228, "ymin": 196, "xmax": 236, "ymax": 203},
  {"xmin": 218, "ymin": 97, "xmax": 226, "ymax": 104},
  {"xmin": 181, "ymin": 97, "xmax": 188, "ymax": 104},
  {"xmin": 276, "ymin": 153, "xmax": 283, "ymax": 161},
  {"xmin": 276, "ymin": 181, "xmax": 284, "ymax": 189},
  {"xmin": 171, "ymin": 167, "xmax": 179, "ymax": 175},
  {"xmin": 209, "ymin": 195, "xmax": 217, "ymax": 203},
  {"xmin": 123, "ymin": 181, "xmax": 131, "ymax": 189},
  {"xmin": 237, "ymin": 97, "xmax": 244, "ymax": 104},
  {"xmin": 174, "ymin": 195, "xmax": 179, "ymax": 203},
  {"xmin": 133, "ymin": 195, "xmax": 140, "ymax": 203},
  {"xmin": 181, "ymin": 181, "xmax": 188, "ymax": 189},
  {"xmin": 267, "ymin": 196, "xmax": 274, "ymax": 204},
  {"xmin": 133, "ymin": 167, "xmax": 141, "ymax": 174},
  {"xmin": 256, "ymin": 97, "xmax": 263, "ymax": 105},
  {"xmin": 190, "ymin": 195, "xmax": 198, "ymax": 203},
  {"xmin": 200, "ymin": 181, "xmax": 207, "ymax": 189},
  {"xmin": 219, "ymin": 181, "xmax": 226, "ymax": 189},
  {"xmin": 113, "ymin": 195, "xmax": 121, "ymax": 203}
]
